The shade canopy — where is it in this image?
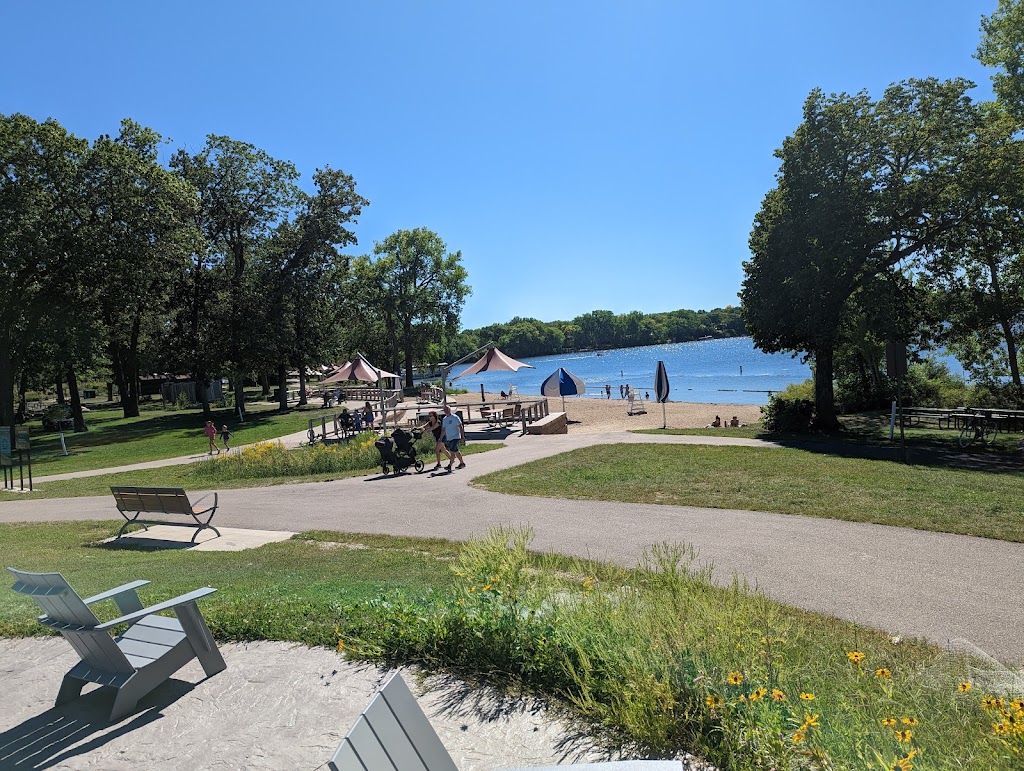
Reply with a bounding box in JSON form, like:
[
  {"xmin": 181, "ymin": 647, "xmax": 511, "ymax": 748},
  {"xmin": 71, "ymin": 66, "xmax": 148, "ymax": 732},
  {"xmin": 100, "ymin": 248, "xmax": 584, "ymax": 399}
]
[
  {"xmin": 453, "ymin": 346, "xmax": 534, "ymax": 378},
  {"xmin": 540, "ymin": 368, "xmax": 586, "ymax": 398},
  {"xmin": 322, "ymin": 355, "xmax": 398, "ymax": 384}
]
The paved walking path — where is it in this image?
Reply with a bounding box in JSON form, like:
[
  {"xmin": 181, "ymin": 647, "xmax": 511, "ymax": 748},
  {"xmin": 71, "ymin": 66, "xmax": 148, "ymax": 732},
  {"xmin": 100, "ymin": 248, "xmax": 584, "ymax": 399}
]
[{"xmin": 2, "ymin": 429, "xmax": 1021, "ymax": 664}]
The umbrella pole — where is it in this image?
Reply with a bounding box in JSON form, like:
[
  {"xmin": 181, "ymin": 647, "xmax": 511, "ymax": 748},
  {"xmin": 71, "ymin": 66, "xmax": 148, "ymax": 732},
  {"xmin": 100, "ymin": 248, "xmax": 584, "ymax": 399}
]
[{"xmin": 662, "ymin": 401, "xmax": 667, "ymax": 430}]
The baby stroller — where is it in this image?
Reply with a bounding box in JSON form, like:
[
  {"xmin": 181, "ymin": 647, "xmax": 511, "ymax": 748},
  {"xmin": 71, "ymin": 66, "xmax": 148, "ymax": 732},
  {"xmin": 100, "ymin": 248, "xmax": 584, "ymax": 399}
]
[{"xmin": 374, "ymin": 427, "xmax": 425, "ymax": 475}]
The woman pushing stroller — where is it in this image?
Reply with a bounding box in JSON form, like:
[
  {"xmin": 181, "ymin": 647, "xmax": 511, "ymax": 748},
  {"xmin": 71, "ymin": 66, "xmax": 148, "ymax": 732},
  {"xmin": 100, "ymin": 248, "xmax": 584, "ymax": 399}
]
[{"xmin": 422, "ymin": 410, "xmax": 450, "ymax": 471}]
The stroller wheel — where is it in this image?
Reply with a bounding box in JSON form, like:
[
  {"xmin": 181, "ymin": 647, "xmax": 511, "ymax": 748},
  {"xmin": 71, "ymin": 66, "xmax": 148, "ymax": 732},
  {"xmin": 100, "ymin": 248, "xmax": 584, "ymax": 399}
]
[
  {"xmin": 382, "ymin": 464, "xmax": 389, "ymax": 476},
  {"xmin": 414, "ymin": 459, "xmax": 425, "ymax": 473}
]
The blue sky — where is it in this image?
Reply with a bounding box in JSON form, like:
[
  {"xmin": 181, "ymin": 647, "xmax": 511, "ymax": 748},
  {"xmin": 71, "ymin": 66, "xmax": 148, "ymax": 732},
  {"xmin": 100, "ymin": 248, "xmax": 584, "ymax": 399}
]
[{"xmin": 1, "ymin": 1, "xmax": 996, "ymax": 328}]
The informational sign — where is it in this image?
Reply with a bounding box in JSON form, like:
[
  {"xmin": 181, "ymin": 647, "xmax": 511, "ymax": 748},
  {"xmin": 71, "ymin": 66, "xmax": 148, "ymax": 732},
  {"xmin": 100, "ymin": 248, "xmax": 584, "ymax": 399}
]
[
  {"xmin": 0, "ymin": 427, "xmax": 12, "ymax": 466},
  {"xmin": 14, "ymin": 426, "xmax": 29, "ymax": 450}
]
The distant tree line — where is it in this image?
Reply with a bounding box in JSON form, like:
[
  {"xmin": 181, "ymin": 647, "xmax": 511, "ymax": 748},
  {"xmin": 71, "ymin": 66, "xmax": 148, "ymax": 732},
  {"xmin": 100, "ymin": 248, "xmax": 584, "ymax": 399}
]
[
  {"xmin": 742, "ymin": 0, "xmax": 1024, "ymax": 429},
  {"xmin": 0, "ymin": 116, "xmax": 469, "ymax": 430},
  {"xmin": 453, "ymin": 306, "xmax": 745, "ymax": 361}
]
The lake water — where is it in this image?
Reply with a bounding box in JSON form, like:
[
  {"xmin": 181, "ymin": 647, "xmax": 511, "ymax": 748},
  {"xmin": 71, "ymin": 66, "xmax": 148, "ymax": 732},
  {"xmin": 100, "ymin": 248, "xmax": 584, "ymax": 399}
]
[{"xmin": 452, "ymin": 337, "xmax": 812, "ymax": 405}]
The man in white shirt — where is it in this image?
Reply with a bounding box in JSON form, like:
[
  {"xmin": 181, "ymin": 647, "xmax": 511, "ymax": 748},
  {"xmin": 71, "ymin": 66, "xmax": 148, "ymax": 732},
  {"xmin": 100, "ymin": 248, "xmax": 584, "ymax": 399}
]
[{"xmin": 440, "ymin": 404, "xmax": 466, "ymax": 471}]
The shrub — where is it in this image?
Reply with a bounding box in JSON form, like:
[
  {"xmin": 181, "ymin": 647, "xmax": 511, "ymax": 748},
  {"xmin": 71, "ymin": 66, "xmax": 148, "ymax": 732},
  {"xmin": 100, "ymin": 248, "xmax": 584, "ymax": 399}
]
[{"xmin": 760, "ymin": 394, "xmax": 815, "ymax": 433}]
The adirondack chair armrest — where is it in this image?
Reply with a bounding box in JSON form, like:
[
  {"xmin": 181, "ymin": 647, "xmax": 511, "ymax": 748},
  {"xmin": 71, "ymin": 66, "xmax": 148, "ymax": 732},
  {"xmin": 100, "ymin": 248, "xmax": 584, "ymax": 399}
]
[
  {"xmin": 190, "ymin": 491, "xmax": 218, "ymax": 513},
  {"xmin": 81, "ymin": 580, "xmax": 151, "ymax": 606},
  {"xmin": 96, "ymin": 586, "xmax": 218, "ymax": 630}
]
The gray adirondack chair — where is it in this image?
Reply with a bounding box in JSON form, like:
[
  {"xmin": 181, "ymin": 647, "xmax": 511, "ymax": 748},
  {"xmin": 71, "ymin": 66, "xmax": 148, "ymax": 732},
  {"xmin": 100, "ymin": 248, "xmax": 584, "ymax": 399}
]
[
  {"xmin": 330, "ymin": 671, "xmax": 684, "ymax": 770},
  {"xmin": 7, "ymin": 568, "xmax": 226, "ymax": 721}
]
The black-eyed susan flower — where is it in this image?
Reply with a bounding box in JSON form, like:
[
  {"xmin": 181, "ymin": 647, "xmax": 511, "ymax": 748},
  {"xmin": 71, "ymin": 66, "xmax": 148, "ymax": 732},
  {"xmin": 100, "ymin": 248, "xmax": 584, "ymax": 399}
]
[
  {"xmin": 803, "ymin": 713, "xmax": 820, "ymax": 727},
  {"xmin": 900, "ymin": 717, "xmax": 919, "ymax": 726},
  {"xmin": 847, "ymin": 651, "xmax": 866, "ymax": 665},
  {"xmin": 875, "ymin": 668, "xmax": 892, "ymax": 679},
  {"xmin": 982, "ymin": 695, "xmax": 1004, "ymax": 710},
  {"xmin": 1010, "ymin": 698, "xmax": 1024, "ymax": 712},
  {"xmin": 705, "ymin": 695, "xmax": 723, "ymax": 709},
  {"xmin": 894, "ymin": 729, "xmax": 913, "ymax": 743},
  {"xmin": 799, "ymin": 692, "xmax": 815, "ymax": 701},
  {"xmin": 791, "ymin": 728, "xmax": 806, "ymax": 744},
  {"xmin": 771, "ymin": 688, "xmax": 787, "ymax": 702},
  {"xmin": 881, "ymin": 717, "xmax": 897, "ymax": 727},
  {"xmin": 750, "ymin": 687, "xmax": 768, "ymax": 702},
  {"xmin": 891, "ymin": 751, "xmax": 916, "ymax": 771},
  {"xmin": 726, "ymin": 671, "xmax": 744, "ymax": 685},
  {"xmin": 957, "ymin": 681, "xmax": 972, "ymax": 692}
]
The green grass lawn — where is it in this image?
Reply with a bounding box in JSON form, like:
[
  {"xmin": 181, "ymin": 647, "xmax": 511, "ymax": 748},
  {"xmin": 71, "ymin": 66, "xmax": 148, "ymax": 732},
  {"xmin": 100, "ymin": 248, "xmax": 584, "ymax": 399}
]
[
  {"xmin": 472, "ymin": 444, "xmax": 1024, "ymax": 542},
  {"xmin": 1, "ymin": 522, "xmax": 1013, "ymax": 769},
  {"xmin": 19, "ymin": 402, "xmax": 345, "ymax": 476},
  {"xmin": 0, "ymin": 443, "xmax": 500, "ymax": 501}
]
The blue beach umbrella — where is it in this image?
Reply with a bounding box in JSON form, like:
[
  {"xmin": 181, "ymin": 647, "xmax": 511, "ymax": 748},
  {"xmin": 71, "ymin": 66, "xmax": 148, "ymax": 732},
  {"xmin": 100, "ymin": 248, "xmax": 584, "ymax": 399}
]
[
  {"xmin": 540, "ymin": 367, "xmax": 586, "ymax": 412},
  {"xmin": 654, "ymin": 360, "xmax": 670, "ymax": 428}
]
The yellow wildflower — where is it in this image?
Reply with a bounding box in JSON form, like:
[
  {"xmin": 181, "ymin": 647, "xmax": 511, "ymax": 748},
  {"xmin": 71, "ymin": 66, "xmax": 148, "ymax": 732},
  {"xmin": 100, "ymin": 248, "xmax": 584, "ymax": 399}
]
[
  {"xmin": 875, "ymin": 668, "xmax": 892, "ymax": 679},
  {"xmin": 982, "ymin": 695, "xmax": 1004, "ymax": 710},
  {"xmin": 846, "ymin": 651, "xmax": 866, "ymax": 665},
  {"xmin": 705, "ymin": 694, "xmax": 723, "ymax": 709},
  {"xmin": 881, "ymin": 717, "xmax": 897, "ymax": 727},
  {"xmin": 803, "ymin": 713, "xmax": 820, "ymax": 727},
  {"xmin": 726, "ymin": 671, "xmax": 744, "ymax": 686},
  {"xmin": 900, "ymin": 717, "xmax": 919, "ymax": 726},
  {"xmin": 1010, "ymin": 698, "xmax": 1024, "ymax": 713},
  {"xmin": 957, "ymin": 681, "xmax": 972, "ymax": 692},
  {"xmin": 771, "ymin": 688, "xmax": 787, "ymax": 702},
  {"xmin": 750, "ymin": 687, "xmax": 768, "ymax": 702},
  {"xmin": 799, "ymin": 692, "xmax": 815, "ymax": 701},
  {"xmin": 993, "ymin": 721, "xmax": 1009, "ymax": 735},
  {"xmin": 792, "ymin": 728, "xmax": 806, "ymax": 744},
  {"xmin": 482, "ymin": 584, "xmax": 492, "ymax": 592},
  {"xmin": 891, "ymin": 754, "xmax": 915, "ymax": 771},
  {"xmin": 894, "ymin": 729, "xmax": 913, "ymax": 743},
  {"xmin": 337, "ymin": 638, "xmax": 345, "ymax": 652}
]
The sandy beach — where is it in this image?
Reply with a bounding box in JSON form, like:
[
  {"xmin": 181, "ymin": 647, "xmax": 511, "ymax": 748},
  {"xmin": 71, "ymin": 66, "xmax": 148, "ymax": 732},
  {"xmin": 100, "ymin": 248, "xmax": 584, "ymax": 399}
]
[{"xmin": 454, "ymin": 393, "xmax": 763, "ymax": 434}]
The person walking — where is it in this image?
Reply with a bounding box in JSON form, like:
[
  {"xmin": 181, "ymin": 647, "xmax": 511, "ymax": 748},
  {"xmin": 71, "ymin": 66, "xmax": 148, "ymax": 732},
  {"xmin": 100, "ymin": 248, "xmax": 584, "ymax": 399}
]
[
  {"xmin": 619, "ymin": 384, "xmax": 624, "ymax": 398},
  {"xmin": 440, "ymin": 404, "xmax": 466, "ymax": 471},
  {"xmin": 423, "ymin": 411, "xmax": 450, "ymax": 471},
  {"xmin": 605, "ymin": 384, "xmax": 611, "ymax": 399},
  {"xmin": 220, "ymin": 424, "xmax": 232, "ymax": 452},
  {"xmin": 203, "ymin": 420, "xmax": 219, "ymax": 455}
]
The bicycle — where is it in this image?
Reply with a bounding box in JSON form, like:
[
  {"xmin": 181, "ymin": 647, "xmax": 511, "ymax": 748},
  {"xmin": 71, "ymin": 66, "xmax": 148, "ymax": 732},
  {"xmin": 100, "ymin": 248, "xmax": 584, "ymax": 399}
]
[{"xmin": 958, "ymin": 412, "xmax": 996, "ymax": 448}]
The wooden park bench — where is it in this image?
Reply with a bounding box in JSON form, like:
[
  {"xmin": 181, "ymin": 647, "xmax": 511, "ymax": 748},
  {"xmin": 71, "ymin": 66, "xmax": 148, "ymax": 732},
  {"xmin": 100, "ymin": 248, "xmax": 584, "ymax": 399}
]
[
  {"xmin": 111, "ymin": 486, "xmax": 221, "ymax": 543},
  {"xmin": 329, "ymin": 670, "xmax": 682, "ymax": 770},
  {"xmin": 525, "ymin": 411, "xmax": 568, "ymax": 435}
]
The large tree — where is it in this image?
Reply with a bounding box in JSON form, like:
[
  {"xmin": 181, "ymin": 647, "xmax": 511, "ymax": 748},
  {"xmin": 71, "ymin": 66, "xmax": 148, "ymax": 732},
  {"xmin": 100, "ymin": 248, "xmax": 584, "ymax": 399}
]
[
  {"xmin": 171, "ymin": 136, "xmax": 300, "ymax": 418},
  {"xmin": 351, "ymin": 228, "xmax": 470, "ymax": 388},
  {"xmin": 742, "ymin": 80, "xmax": 977, "ymax": 429}
]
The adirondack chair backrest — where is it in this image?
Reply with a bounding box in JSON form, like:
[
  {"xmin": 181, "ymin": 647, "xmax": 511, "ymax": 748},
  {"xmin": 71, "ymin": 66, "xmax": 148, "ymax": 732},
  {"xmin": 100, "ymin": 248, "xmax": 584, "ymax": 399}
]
[
  {"xmin": 7, "ymin": 567, "xmax": 135, "ymax": 675},
  {"xmin": 7, "ymin": 568, "xmax": 100, "ymax": 627},
  {"xmin": 111, "ymin": 487, "xmax": 192, "ymax": 515},
  {"xmin": 330, "ymin": 672, "xmax": 458, "ymax": 771}
]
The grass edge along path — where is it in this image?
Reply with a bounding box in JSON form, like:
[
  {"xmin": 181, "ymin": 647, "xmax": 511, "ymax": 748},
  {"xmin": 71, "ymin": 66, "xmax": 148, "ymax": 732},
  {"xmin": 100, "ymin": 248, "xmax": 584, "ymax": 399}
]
[
  {"xmin": 472, "ymin": 444, "xmax": 1024, "ymax": 543},
  {"xmin": 0, "ymin": 523, "xmax": 1018, "ymax": 770},
  {"xmin": 0, "ymin": 441, "xmax": 501, "ymax": 501}
]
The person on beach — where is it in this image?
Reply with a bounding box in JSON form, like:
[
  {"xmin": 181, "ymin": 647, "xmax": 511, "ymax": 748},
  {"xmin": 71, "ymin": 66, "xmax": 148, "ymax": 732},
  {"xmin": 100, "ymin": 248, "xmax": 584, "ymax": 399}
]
[
  {"xmin": 441, "ymin": 404, "xmax": 466, "ymax": 471},
  {"xmin": 619, "ymin": 384, "xmax": 624, "ymax": 398},
  {"xmin": 711, "ymin": 415, "xmax": 721, "ymax": 427},
  {"xmin": 605, "ymin": 384, "xmax": 611, "ymax": 399},
  {"xmin": 730, "ymin": 416, "xmax": 740, "ymax": 427},
  {"xmin": 363, "ymin": 401, "xmax": 376, "ymax": 430},
  {"xmin": 203, "ymin": 420, "xmax": 219, "ymax": 454},
  {"xmin": 220, "ymin": 424, "xmax": 232, "ymax": 451},
  {"xmin": 423, "ymin": 410, "xmax": 450, "ymax": 471}
]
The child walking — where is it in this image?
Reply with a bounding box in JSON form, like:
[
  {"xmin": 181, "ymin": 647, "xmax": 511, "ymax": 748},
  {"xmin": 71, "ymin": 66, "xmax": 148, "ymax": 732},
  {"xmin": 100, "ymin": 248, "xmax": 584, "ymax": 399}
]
[
  {"xmin": 203, "ymin": 420, "xmax": 219, "ymax": 455},
  {"xmin": 220, "ymin": 424, "xmax": 232, "ymax": 451}
]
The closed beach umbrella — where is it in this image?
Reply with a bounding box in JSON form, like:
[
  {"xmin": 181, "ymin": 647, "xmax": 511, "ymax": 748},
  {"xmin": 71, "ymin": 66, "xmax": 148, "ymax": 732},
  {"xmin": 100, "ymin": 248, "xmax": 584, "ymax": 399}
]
[
  {"xmin": 540, "ymin": 367, "xmax": 586, "ymax": 411},
  {"xmin": 654, "ymin": 360, "xmax": 670, "ymax": 428}
]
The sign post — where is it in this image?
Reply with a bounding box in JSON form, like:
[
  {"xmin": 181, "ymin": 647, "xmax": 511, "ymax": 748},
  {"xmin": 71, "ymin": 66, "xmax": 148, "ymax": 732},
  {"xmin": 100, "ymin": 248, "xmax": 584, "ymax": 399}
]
[
  {"xmin": 886, "ymin": 340, "xmax": 908, "ymax": 463},
  {"xmin": 14, "ymin": 426, "xmax": 31, "ymax": 491},
  {"xmin": 0, "ymin": 426, "xmax": 12, "ymax": 490}
]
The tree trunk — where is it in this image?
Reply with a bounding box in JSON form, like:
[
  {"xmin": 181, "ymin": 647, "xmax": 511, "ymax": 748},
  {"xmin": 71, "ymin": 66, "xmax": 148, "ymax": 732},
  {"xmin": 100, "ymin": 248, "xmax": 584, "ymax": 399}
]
[
  {"xmin": 988, "ymin": 259, "xmax": 1021, "ymax": 389},
  {"xmin": 260, "ymin": 373, "xmax": 271, "ymax": 397},
  {"xmin": 813, "ymin": 346, "xmax": 840, "ymax": 432},
  {"xmin": 16, "ymin": 369, "xmax": 28, "ymax": 424},
  {"xmin": 233, "ymin": 374, "xmax": 246, "ymax": 419},
  {"xmin": 56, "ymin": 375, "xmax": 66, "ymax": 405},
  {"xmin": 196, "ymin": 377, "xmax": 212, "ymax": 418},
  {"xmin": 66, "ymin": 366, "xmax": 87, "ymax": 432},
  {"xmin": 277, "ymin": 363, "xmax": 288, "ymax": 411},
  {"xmin": 0, "ymin": 336, "xmax": 17, "ymax": 428},
  {"xmin": 298, "ymin": 364, "xmax": 307, "ymax": 406},
  {"xmin": 402, "ymin": 318, "xmax": 415, "ymax": 389}
]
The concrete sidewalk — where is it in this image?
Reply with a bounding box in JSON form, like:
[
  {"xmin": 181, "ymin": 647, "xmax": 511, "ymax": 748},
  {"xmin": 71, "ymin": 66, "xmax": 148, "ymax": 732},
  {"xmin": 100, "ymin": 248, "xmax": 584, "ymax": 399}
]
[{"xmin": 0, "ymin": 639, "xmax": 646, "ymax": 770}]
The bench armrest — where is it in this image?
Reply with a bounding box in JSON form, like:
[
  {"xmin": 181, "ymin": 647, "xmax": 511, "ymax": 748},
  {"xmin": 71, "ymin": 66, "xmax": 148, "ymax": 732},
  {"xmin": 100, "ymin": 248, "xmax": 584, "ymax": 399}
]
[
  {"xmin": 81, "ymin": 580, "xmax": 151, "ymax": 605},
  {"xmin": 96, "ymin": 587, "xmax": 218, "ymax": 630},
  {"xmin": 190, "ymin": 491, "xmax": 218, "ymax": 512}
]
